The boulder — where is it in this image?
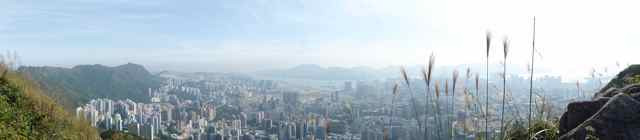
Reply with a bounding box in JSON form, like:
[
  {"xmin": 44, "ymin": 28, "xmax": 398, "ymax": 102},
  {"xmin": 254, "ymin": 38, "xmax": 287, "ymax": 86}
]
[{"xmin": 559, "ymin": 65, "xmax": 640, "ymax": 140}]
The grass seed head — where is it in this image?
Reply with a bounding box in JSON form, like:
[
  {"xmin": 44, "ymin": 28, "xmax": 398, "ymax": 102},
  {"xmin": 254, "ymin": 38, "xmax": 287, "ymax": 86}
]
[
  {"xmin": 466, "ymin": 67, "xmax": 471, "ymax": 80},
  {"xmin": 401, "ymin": 67, "xmax": 411, "ymax": 86},
  {"xmin": 393, "ymin": 82, "xmax": 400, "ymax": 96},
  {"xmin": 503, "ymin": 37, "xmax": 510, "ymax": 59},
  {"xmin": 445, "ymin": 79, "xmax": 449, "ymax": 96},
  {"xmin": 486, "ymin": 31, "xmax": 492, "ymax": 57},
  {"xmin": 435, "ymin": 81, "xmax": 441, "ymax": 98},
  {"xmin": 453, "ymin": 70, "xmax": 459, "ymax": 92},
  {"xmin": 427, "ymin": 53, "xmax": 435, "ymax": 85},
  {"xmin": 475, "ymin": 73, "xmax": 480, "ymax": 91},
  {"xmin": 422, "ymin": 68, "xmax": 429, "ymax": 87}
]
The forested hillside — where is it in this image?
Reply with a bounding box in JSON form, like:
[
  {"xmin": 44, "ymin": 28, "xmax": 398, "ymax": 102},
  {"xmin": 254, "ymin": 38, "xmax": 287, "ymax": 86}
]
[{"xmin": 19, "ymin": 63, "xmax": 161, "ymax": 107}]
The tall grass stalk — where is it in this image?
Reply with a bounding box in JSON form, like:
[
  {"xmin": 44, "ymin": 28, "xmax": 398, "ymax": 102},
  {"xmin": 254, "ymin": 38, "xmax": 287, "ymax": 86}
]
[
  {"xmin": 485, "ymin": 31, "xmax": 492, "ymax": 140},
  {"xmin": 445, "ymin": 79, "xmax": 450, "ymax": 139},
  {"xmin": 443, "ymin": 79, "xmax": 451, "ymax": 139},
  {"xmin": 576, "ymin": 80, "xmax": 582, "ymax": 99},
  {"xmin": 421, "ymin": 68, "xmax": 431, "ymax": 139},
  {"xmin": 386, "ymin": 83, "xmax": 400, "ymax": 140},
  {"xmin": 474, "ymin": 73, "xmax": 480, "ymax": 136},
  {"xmin": 450, "ymin": 70, "xmax": 459, "ymax": 140},
  {"xmin": 463, "ymin": 68, "xmax": 471, "ymax": 136},
  {"xmin": 421, "ymin": 53, "xmax": 436, "ymax": 140},
  {"xmin": 401, "ymin": 67, "xmax": 423, "ymax": 132},
  {"xmin": 528, "ymin": 17, "xmax": 536, "ymax": 139},
  {"xmin": 435, "ymin": 80, "xmax": 443, "ymax": 140},
  {"xmin": 500, "ymin": 37, "xmax": 509, "ymax": 140},
  {"xmin": 463, "ymin": 89, "xmax": 470, "ymax": 136}
]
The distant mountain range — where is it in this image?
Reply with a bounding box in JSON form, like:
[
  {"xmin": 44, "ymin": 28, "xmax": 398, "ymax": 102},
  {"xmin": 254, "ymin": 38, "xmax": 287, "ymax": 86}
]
[
  {"xmin": 15, "ymin": 62, "xmax": 531, "ymax": 107},
  {"xmin": 255, "ymin": 64, "xmax": 532, "ymax": 81},
  {"xmin": 19, "ymin": 63, "xmax": 161, "ymax": 107},
  {"xmin": 255, "ymin": 64, "xmax": 389, "ymax": 81}
]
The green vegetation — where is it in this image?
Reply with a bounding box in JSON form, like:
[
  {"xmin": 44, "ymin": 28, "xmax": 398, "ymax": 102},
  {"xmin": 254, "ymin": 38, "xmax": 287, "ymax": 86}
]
[
  {"xmin": 100, "ymin": 130, "xmax": 144, "ymax": 140},
  {"xmin": 624, "ymin": 74, "xmax": 640, "ymax": 85},
  {"xmin": 19, "ymin": 63, "xmax": 161, "ymax": 108},
  {"xmin": 504, "ymin": 119, "xmax": 559, "ymax": 140},
  {"xmin": 215, "ymin": 104, "xmax": 241, "ymax": 121},
  {"xmin": 0, "ymin": 66, "xmax": 99, "ymax": 139}
]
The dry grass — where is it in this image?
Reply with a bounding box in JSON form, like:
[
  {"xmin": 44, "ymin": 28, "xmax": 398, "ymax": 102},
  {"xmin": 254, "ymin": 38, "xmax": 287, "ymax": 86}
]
[
  {"xmin": 385, "ymin": 22, "xmax": 559, "ymax": 139},
  {"xmin": 500, "ymin": 37, "xmax": 510, "ymax": 139},
  {"xmin": 528, "ymin": 17, "xmax": 537, "ymax": 138},
  {"xmin": 576, "ymin": 80, "xmax": 583, "ymax": 99},
  {"xmin": 450, "ymin": 69, "xmax": 459, "ymax": 140},
  {"xmin": 485, "ymin": 31, "xmax": 492, "ymax": 140},
  {"xmin": 475, "ymin": 72, "xmax": 482, "ymax": 134},
  {"xmin": 462, "ymin": 67, "xmax": 472, "ymax": 136},
  {"xmin": 421, "ymin": 52, "xmax": 436, "ymax": 139},
  {"xmin": 434, "ymin": 80, "xmax": 443, "ymax": 139},
  {"xmin": 401, "ymin": 67, "xmax": 423, "ymax": 131},
  {"xmin": 384, "ymin": 82, "xmax": 400, "ymax": 140}
]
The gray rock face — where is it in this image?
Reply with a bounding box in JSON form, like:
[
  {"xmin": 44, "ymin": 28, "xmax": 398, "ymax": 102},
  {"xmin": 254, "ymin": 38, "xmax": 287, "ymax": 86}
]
[
  {"xmin": 559, "ymin": 98, "xmax": 609, "ymax": 139},
  {"xmin": 560, "ymin": 93, "xmax": 640, "ymax": 140},
  {"xmin": 559, "ymin": 65, "xmax": 640, "ymax": 140}
]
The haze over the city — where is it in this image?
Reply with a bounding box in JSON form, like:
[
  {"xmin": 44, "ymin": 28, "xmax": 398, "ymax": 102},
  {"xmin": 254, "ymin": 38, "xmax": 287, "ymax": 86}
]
[
  {"xmin": 4, "ymin": 0, "xmax": 640, "ymax": 139},
  {"xmin": 2, "ymin": 0, "xmax": 639, "ymax": 80}
]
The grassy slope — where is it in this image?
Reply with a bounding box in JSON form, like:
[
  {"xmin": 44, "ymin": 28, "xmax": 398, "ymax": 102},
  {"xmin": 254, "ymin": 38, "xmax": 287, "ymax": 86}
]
[{"xmin": 0, "ymin": 68, "xmax": 99, "ymax": 139}]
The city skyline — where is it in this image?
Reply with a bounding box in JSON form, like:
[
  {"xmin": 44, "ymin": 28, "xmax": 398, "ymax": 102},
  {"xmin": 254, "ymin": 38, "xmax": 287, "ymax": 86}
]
[
  {"xmin": 2, "ymin": 0, "xmax": 639, "ymax": 139},
  {"xmin": 2, "ymin": 0, "xmax": 639, "ymax": 82}
]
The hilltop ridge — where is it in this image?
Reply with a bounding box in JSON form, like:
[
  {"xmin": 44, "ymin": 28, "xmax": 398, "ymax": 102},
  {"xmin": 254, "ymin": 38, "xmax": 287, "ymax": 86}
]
[{"xmin": 18, "ymin": 63, "xmax": 161, "ymax": 107}]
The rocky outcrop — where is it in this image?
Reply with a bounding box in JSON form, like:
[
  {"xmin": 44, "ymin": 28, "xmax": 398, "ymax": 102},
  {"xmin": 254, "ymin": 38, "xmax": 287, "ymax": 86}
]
[
  {"xmin": 560, "ymin": 65, "xmax": 640, "ymax": 140},
  {"xmin": 593, "ymin": 65, "xmax": 640, "ymax": 99}
]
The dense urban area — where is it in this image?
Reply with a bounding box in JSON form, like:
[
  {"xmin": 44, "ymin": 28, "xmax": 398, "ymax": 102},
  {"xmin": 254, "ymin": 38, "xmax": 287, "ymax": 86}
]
[{"xmin": 75, "ymin": 69, "xmax": 606, "ymax": 140}]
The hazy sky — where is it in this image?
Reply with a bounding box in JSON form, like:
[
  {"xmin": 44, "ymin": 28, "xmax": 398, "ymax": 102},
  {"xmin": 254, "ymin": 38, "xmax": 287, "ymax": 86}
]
[{"xmin": 1, "ymin": 0, "xmax": 638, "ymax": 80}]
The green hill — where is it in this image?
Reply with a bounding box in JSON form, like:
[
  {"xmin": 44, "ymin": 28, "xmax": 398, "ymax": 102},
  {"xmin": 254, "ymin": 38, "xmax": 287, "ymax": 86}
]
[
  {"xmin": 18, "ymin": 63, "xmax": 161, "ymax": 108},
  {"xmin": 0, "ymin": 66, "xmax": 99, "ymax": 139}
]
